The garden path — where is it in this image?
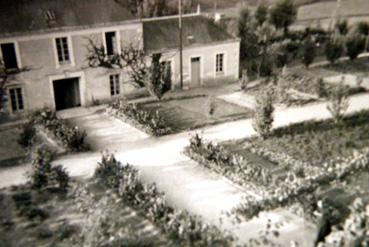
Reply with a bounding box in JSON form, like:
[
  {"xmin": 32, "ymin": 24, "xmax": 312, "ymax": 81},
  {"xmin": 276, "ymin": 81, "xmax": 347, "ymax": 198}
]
[{"xmin": 1, "ymin": 93, "xmax": 369, "ymax": 246}]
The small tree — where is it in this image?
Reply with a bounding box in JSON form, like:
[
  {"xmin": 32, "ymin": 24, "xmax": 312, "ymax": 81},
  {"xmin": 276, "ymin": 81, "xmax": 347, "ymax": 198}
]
[
  {"xmin": 325, "ymin": 37, "xmax": 344, "ymax": 64},
  {"xmin": 327, "ymin": 78, "xmax": 349, "ymax": 124},
  {"xmin": 252, "ymin": 87, "xmax": 274, "ymax": 139},
  {"xmin": 86, "ymin": 38, "xmax": 170, "ymax": 100},
  {"xmin": 238, "ymin": 8, "xmax": 259, "ymax": 62},
  {"xmin": 301, "ymin": 37, "xmax": 316, "ymax": 67},
  {"xmin": 269, "ymin": 0, "xmax": 297, "ymax": 35},
  {"xmin": 345, "ymin": 31, "xmax": 365, "ymax": 60},
  {"xmin": 255, "ymin": 2, "xmax": 268, "ymax": 27},
  {"xmin": 335, "ymin": 19, "xmax": 349, "ymax": 36}
]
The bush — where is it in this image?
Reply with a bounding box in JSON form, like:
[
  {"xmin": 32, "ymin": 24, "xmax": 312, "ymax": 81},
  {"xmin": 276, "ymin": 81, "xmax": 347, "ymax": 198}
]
[
  {"xmin": 327, "ymin": 78, "xmax": 349, "ymax": 124},
  {"xmin": 252, "ymin": 88, "xmax": 275, "ymax": 139},
  {"xmin": 335, "ymin": 19, "xmax": 349, "ymax": 35},
  {"xmin": 315, "ymin": 77, "xmax": 328, "ymax": 98},
  {"xmin": 28, "ymin": 146, "xmax": 69, "ymax": 191},
  {"xmin": 29, "ymin": 108, "xmax": 88, "ymax": 151},
  {"xmin": 300, "ymin": 37, "xmax": 316, "ymax": 67},
  {"xmin": 325, "ymin": 38, "xmax": 344, "ymax": 64},
  {"xmin": 345, "ymin": 31, "xmax": 365, "ymax": 60},
  {"xmin": 94, "ymin": 152, "xmax": 124, "ymax": 189},
  {"xmin": 17, "ymin": 123, "xmax": 36, "ymax": 147}
]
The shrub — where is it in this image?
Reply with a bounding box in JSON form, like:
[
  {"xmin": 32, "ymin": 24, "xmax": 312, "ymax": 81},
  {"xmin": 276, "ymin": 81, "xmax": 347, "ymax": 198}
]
[
  {"xmin": 345, "ymin": 31, "xmax": 365, "ymax": 60},
  {"xmin": 325, "ymin": 38, "xmax": 344, "ymax": 64},
  {"xmin": 327, "ymin": 78, "xmax": 349, "ymax": 124},
  {"xmin": 28, "ymin": 146, "xmax": 69, "ymax": 191},
  {"xmin": 252, "ymin": 88, "xmax": 275, "ymax": 139},
  {"xmin": 315, "ymin": 77, "xmax": 328, "ymax": 98},
  {"xmin": 17, "ymin": 123, "xmax": 36, "ymax": 147},
  {"xmin": 29, "ymin": 108, "xmax": 88, "ymax": 151},
  {"xmin": 335, "ymin": 19, "xmax": 349, "ymax": 35},
  {"xmin": 94, "ymin": 152, "xmax": 124, "ymax": 189},
  {"xmin": 300, "ymin": 37, "xmax": 316, "ymax": 67}
]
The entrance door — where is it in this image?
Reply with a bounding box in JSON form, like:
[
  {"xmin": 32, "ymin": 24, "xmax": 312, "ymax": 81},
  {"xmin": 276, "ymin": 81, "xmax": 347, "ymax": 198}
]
[
  {"xmin": 191, "ymin": 57, "xmax": 201, "ymax": 87},
  {"xmin": 53, "ymin": 77, "xmax": 81, "ymax": 110}
]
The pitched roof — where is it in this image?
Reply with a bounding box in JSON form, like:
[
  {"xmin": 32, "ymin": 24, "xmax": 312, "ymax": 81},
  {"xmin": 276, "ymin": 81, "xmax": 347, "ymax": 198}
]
[
  {"xmin": 0, "ymin": 0, "xmax": 135, "ymax": 38},
  {"xmin": 142, "ymin": 15, "xmax": 237, "ymax": 54}
]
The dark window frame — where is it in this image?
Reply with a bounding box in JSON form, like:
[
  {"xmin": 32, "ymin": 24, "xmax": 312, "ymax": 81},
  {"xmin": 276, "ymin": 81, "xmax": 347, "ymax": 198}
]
[
  {"xmin": 55, "ymin": 37, "xmax": 70, "ymax": 64},
  {"xmin": 109, "ymin": 74, "xmax": 120, "ymax": 96},
  {"xmin": 9, "ymin": 87, "xmax": 24, "ymax": 112},
  {"xmin": 215, "ymin": 53, "xmax": 224, "ymax": 74}
]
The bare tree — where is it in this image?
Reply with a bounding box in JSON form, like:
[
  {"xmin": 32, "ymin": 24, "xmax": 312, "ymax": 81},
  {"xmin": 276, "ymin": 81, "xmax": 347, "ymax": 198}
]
[{"xmin": 86, "ymin": 38, "xmax": 170, "ymax": 100}]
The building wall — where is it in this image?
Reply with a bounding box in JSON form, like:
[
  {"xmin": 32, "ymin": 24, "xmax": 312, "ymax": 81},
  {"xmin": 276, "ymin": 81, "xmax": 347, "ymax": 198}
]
[
  {"xmin": 1, "ymin": 21, "xmax": 239, "ymax": 114},
  {"xmin": 162, "ymin": 41, "xmax": 240, "ymax": 90},
  {"xmin": 0, "ymin": 22, "xmax": 143, "ymax": 114}
]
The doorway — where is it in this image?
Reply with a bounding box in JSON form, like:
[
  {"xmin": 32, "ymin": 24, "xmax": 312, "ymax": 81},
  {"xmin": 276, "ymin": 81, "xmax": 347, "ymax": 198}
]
[
  {"xmin": 191, "ymin": 57, "xmax": 201, "ymax": 87},
  {"xmin": 53, "ymin": 77, "xmax": 81, "ymax": 110}
]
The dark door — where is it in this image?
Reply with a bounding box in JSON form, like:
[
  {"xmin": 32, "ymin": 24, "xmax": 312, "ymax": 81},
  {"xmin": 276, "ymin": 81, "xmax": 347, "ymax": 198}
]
[
  {"xmin": 1, "ymin": 43, "xmax": 18, "ymax": 69},
  {"xmin": 53, "ymin": 77, "xmax": 81, "ymax": 110},
  {"xmin": 191, "ymin": 57, "xmax": 201, "ymax": 87}
]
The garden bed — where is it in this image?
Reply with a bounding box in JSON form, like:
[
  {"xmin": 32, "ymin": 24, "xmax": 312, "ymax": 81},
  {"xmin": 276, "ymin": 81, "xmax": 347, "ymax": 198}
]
[
  {"xmin": 28, "ymin": 108, "xmax": 89, "ymax": 152},
  {"xmin": 108, "ymin": 95, "xmax": 254, "ymax": 135},
  {"xmin": 185, "ymin": 111, "xmax": 369, "ymax": 220}
]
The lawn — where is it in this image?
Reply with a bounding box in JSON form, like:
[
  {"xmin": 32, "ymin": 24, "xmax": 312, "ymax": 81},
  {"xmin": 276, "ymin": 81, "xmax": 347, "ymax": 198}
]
[{"xmin": 140, "ymin": 95, "xmax": 254, "ymax": 133}]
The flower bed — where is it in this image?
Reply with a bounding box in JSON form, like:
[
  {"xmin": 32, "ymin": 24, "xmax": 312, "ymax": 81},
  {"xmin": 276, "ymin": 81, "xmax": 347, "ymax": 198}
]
[
  {"xmin": 29, "ymin": 108, "xmax": 88, "ymax": 152},
  {"xmin": 251, "ymin": 110, "xmax": 369, "ymax": 165},
  {"xmin": 107, "ymin": 99, "xmax": 172, "ymax": 136},
  {"xmin": 184, "ymin": 134, "xmax": 272, "ymax": 193},
  {"xmin": 93, "ymin": 153, "xmax": 235, "ymax": 246},
  {"xmin": 233, "ymin": 149, "xmax": 369, "ymax": 219}
]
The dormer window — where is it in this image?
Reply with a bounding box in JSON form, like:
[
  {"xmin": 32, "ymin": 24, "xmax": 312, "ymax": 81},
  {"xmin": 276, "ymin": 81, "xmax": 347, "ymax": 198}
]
[{"xmin": 44, "ymin": 10, "xmax": 56, "ymax": 22}]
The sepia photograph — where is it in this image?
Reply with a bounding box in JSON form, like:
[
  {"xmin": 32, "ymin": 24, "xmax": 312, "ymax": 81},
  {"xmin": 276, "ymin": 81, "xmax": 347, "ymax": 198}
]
[{"xmin": 0, "ymin": 0, "xmax": 368, "ymax": 246}]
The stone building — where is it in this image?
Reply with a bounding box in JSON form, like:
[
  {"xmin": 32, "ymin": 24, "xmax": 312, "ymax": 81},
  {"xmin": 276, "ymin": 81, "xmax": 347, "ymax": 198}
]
[{"xmin": 0, "ymin": 0, "xmax": 239, "ymax": 115}]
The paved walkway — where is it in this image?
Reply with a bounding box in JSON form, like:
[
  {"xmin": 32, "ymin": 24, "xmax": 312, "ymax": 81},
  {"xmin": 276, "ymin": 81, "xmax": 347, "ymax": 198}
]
[{"xmin": 1, "ymin": 93, "xmax": 369, "ymax": 246}]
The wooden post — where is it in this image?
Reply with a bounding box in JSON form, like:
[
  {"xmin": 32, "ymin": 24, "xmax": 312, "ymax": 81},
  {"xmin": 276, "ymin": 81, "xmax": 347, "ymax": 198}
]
[{"xmin": 179, "ymin": 0, "xmax": 183, "ymax": 90}]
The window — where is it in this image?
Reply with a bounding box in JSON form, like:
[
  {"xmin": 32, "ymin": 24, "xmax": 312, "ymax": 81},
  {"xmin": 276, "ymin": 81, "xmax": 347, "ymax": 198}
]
[
  {"xmin": 1, "ymin": 43, "xmax": 18, "ymax": 69},
  {"xmin": 55, "ymin": 37, "xmax": 70, "ymax": 64},
  {"xmin": 9, "ymin": 87, "xmax": 24, "ymax": 112},
  {"xmin": 105, "ymin": 32, "xmax": 117, "ymax": 56},
  {"xmin": 215, "ymin": 53, "xmax": 224, "ymax": 73},
  {"xmin": 110, "ymin": 74, "xmax": 120, "ymax": 96}
]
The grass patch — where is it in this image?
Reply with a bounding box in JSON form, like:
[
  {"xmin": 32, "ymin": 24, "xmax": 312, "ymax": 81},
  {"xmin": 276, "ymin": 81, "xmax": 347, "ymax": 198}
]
[{"xmin": 140, "ymin": 95, "xmax": 253, "ymax": 133}]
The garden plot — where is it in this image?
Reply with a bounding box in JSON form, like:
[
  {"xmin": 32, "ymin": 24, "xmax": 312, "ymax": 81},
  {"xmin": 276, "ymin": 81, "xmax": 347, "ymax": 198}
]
[
  {"xmin": 142, "ymin": 96, "xmax": 253, "ymax": 132},
  {"xmin": 108, "ymin": 95, "xmax": 254, "ymax": 136},
  {"xmin": 185, "ymin": 110, "xmax": 369, "ymax": 221}
]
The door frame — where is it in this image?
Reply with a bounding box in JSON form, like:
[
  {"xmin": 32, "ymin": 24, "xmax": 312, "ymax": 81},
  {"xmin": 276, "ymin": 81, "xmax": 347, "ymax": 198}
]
[
  {"xmin": 49, "ymin": 71, "xmax": 86, "ymax": 110},
  {"xmin": 189, "ymin": 54, "xmax": 203, "ymax": 86}
]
